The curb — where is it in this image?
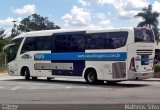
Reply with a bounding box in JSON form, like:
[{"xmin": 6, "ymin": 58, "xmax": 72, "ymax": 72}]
[
  {"xmin": 144, "ymin": 78, "xmax": 160, "ymax": 81},
  {"xmin": 0, "ymin": 73, "xmax": 7, "ymax": 76}
]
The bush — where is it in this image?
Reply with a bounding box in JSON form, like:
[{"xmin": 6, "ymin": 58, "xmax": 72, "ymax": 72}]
[
  {"xmin": 154, "ymin": 64, "xmax": 160, "ymax": 72},
  {"xmin": 0, "ymin": 38, "xmax": 12, "ymax": 52},
  {"xmin": 0, "ymin": 64, "xmax": 7, "ymax": 72},
  {"xmin": 0, "ymin": 52, "xmax": 7, "ymax": 72},
  {"xmin": 0, "ymin": 52, "xmax": 5, "ymax": 64}
]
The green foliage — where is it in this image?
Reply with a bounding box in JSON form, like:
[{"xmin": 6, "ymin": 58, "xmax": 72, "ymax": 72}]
[
  {"xmin": 0, "ymin": 52, "xmax": 5, "ymax": 64},
  {"xmin": 135, "ymin": 5, "xmax": 160, "ymax": 28},
  {"xmin": 154, "ymin": 64, "xmax": 160, "ymax": 72},
  {"xmin": 0, "ymin": 29, "xmax": 6, "ymax": 40},
  {"xmin": 0, "ymin": 64, "xmax": 7, "ymax": 72},
  {"xmin": 0, "ymin": 29, "xmax": 12, "ymax": 72},
  {"xmin": 0, "ymin": 52, "xmax": 7, "ymax": 72},
  {"xmin": 18, "ymin": 13, "xmax": 61, "ymax": 32},
  {"xmin": 0, "ymin": 38, "xmax": 12, "ymax": 53}
]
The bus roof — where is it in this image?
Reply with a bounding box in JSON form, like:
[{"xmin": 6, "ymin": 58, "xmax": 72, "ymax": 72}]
[{"xmin": 13, "ymin": 28, "xmax": 135, "ymax": 40}]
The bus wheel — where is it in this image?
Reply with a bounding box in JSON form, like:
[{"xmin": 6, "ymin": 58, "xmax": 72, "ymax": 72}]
[
  {"xmin": 32, "ymin": 77, "xmax": 37, "ymax": 80},
  {"xmin": 47, "ymin": 77, "xmax": 54, "ymax": 81},
  {"xmin": 24, "ymin": 68, "xmax": 30, "ymax": 80},
  {"xmin": 97, "ymin": 80, "xmax": 104, "ymax": 84},
  {"xmin": 85, "ymin": 70, "xmax": 97, "ymax": 84},
  {"xmin": 107, "ymin": 81, "xmax": 117, "ymax": 85},
  {"xmin": 47, "ymin": 77, "xmax": 51, "ymax": 81}
]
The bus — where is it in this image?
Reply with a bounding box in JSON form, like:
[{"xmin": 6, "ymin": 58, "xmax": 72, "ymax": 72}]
[{"xmin": 4, "ymin": 27, "xmax": 155, "ymax": 84}]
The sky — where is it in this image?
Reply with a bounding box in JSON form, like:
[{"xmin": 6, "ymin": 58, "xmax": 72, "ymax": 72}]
[{"xmin": 0, "ymin": 0, "xmax": 160, "ymax": 35}]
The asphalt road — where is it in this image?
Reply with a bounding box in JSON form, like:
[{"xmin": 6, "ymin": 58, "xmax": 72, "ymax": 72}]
[{"xmin": 0, "ymin": 74, "xmax": 160, "ymax": 110}]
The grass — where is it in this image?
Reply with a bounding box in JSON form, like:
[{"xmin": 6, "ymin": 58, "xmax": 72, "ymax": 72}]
[{"xmin": 0, "ymin": 64, "xmax": 7, "ymax": 73}]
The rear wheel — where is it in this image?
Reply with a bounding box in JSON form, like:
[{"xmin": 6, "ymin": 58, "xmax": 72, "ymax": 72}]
[
  {"xmin": 47, "ymin": 77, "xmax": 54, "ymax": 81},
  {"xmin": 85, "ymin": 70, "xmax": 98, "ymax": 84},
  {"xmin": 97, "ymin": 80, "xmax": 104, "ymax": 84},
  {"xmin": 107, "ymin": 81, "xmax": 117, "ymax": 85},
  {"xmin": 47, "ymin": 77, "xmax": 51, "ymax": 81},
  {"xmin": 32, "ymin": 77, "xmax": 37, "ymax": 80},
  {"xmin": 24, "ymin": 68, "xmax": 30, "ymax": 80}
]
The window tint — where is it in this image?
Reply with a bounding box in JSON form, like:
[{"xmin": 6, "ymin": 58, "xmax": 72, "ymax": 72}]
[
  {"xmin": 36, "ymin": 37, "xmax": 51, "ymax": 50},
  {"xmin": 6, "ymin": 44, "xmax": 18, "ymax": 62},
  {"xmin": 13, "ymin": 38, "xmax": 23, "ymax": 47},
  {"xmin": 54, "ymin": 34, "xmax": 85, "ymax": 52},
  {"xmin": 134, "ymin": 28, "xmax": 154, "ymax": 43},
  {"xmin": 86, "ymin": 32, "xmax": 128, "ymax": 49},
  {"xmin": 54, "ymin": 35, "xmax": 67, "ymax": 52},
  {"xmin": 21, "ymin": 36, "xmax": 51, "ymax": 53},
  {"xmin": 141, "ymin": 55, "xmax": 149, "ymax": 65}
]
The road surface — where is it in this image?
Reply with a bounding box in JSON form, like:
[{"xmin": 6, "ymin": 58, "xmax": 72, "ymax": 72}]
[{"xmin": 0, "ymin": 74, "xmax": 160, "ymax": 110}]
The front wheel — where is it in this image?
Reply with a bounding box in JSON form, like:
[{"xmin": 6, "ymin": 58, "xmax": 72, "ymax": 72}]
[
  {"xmin": 32, "ymin": 77, "xmax": 37, "ymax": 80},
  {"xmin": 47, "ymin": 77, "xmax": 55, "ymax": 81},
  {"xmin": 24, "ymin": 68, "xmax": 30, "ymax": 80},
  {"xmin": 85, "ymin": 70, "xmax": 98, "ymax": 84},
  {"xmin": 107, "ymin": 81, "xmax": 117, "ymax": 85}
]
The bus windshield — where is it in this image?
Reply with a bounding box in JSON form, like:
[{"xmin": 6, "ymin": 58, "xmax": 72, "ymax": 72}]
[
  {"xmin": 4, "ymin": 38, "xmax": 23, "ymax": 63},
  {"xmin": 134, "ymin": 28, "xmax": 154, "ymax": 43}
]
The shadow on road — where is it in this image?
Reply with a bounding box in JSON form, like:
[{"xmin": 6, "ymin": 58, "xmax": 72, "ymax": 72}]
[{"xmin": 2, "ymin": 78, "xmax": 150, "ymax": 88}]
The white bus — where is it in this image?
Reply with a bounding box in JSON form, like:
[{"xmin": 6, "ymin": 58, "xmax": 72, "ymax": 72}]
[{"xmin": 4, "ymin": 27, "xmax": 155, "ymax": 84}]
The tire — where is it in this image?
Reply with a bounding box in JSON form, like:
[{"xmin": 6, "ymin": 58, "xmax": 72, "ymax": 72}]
[
  {"xmin": 97, "ymin": 80, "xmax": 104, "ymax": 84},
  {"xmin": 32, "ymin": 77, "xmax": 37, "ymax": 80},
  {"xmin": 47, "ymin": 77, "xmax": 51, "ymax": 81},
  {"xmin": 47, "ymin": 77, "xmax": 54, "ymax": 81},
  {"xmin": 24, "ymin": 68, "xmax": 30, "ymax": 80},
  {"xmin": 85, "ymin": 70, "xmax": 98, "ymax": 84},
  {"xmin": 107, "ymin": 81, "xmax": 117, "ymax": 85}
]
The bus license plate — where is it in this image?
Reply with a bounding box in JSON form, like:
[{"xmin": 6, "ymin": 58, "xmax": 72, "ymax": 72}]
[{"xmin": 143, "ymin": 73, "xmax": 148, "ymax": 76}]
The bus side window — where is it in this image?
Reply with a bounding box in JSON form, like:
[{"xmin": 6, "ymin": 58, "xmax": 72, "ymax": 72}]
[
  {"xmin": 21, "ymin": 38, "xmax": 36, "ymax": 54},
  {"xmin": 106, "ymin": 38, "xmax": 114, "ymax": 49},
  {"xmin": 54, "ymin": 35, "xmax": 67, "ymax": 52},
  {"xmin": 68, "ymin": 34, "xmax": 85, "ymax": 52},
  {"xmin": 36, "ymin": 36, "xmax": 51, "ymax": 50}
]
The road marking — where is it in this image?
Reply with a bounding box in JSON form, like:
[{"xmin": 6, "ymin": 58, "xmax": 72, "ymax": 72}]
[
  {"xmin": 29, "ymin": 87, "xmax": 38, "ymax": 90},
  {"xmin": 65, "ymin": 86, "xmax": 72, "ymax": 89},
  {"xmin": 80, "ymin": 86, "xmax": 87, "ymax": 88},
  {"xmin": 10, "ymin": 86, "xmax": 21, "ymax": 90},
  {"xmin": 64, "ymin": 86, "xmax": 87, "ymax": 89},
  {"xmin": 0, "ymin": 86, "xmax": 5, "ymax": 89}
]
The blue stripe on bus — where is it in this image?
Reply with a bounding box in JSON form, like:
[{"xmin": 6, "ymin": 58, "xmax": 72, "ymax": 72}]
[{"xmin": 34, "ymin": 52, "xmax": 127, "ymax": 61}]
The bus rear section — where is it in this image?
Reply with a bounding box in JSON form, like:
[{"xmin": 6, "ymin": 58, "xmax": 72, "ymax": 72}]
[{"xmin": 127, "ymin": 28, "xmax": 155, "ymax": 80}]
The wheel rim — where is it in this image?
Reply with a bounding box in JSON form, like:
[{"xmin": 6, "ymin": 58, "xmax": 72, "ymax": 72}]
[
  {"xmin": 24, "ymin": 70, "xmax": 27, "ymax": 76},
  {"xmin": 87, "ymin": 72, "xmax": 95, "ymax": 82}
]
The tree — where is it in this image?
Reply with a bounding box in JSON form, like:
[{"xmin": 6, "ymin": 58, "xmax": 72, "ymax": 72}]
[
  {"xmin": 0, "ymin": 29, "xmax": 6, "ymax": 40},
  {"xmin": 135, "ymin": 5, "xmax": 159, "ymax": 28},
  {"xmin": 135, "ymin": 5, "xmax": 160, "ymax": 43},
  {"xmin": 0, "ymin": 28, "xmax": 11, "ymax": 68},
  {"xmin": 18, "ymin": 14, "xmax": 61, "ymax": 32},
  {"xmin": 0, "ymin": 29, "xmax": 12, "ymax": 52}
]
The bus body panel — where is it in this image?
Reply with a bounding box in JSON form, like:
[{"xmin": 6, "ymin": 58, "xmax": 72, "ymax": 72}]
[{"xmin": 127, "ymin": 43, "xmax": 155, "ymax": 80}]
